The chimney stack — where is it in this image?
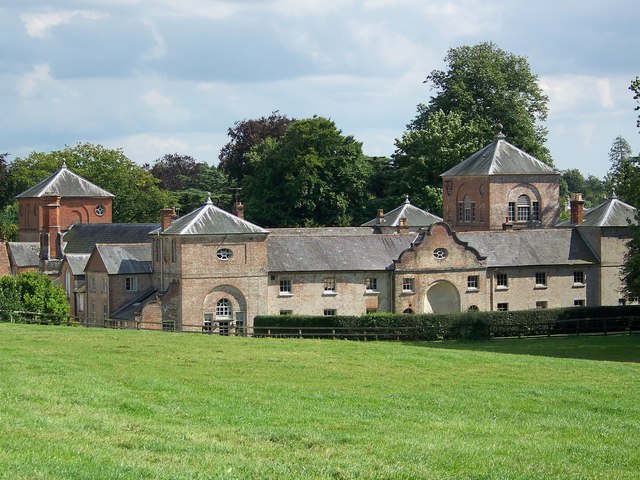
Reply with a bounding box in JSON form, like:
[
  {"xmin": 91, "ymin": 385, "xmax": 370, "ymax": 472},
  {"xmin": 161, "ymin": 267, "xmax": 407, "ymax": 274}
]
[
  {"xmin": 40, "ymin": 196, "xmax": 62, "ymax": 259},
  {"xmin": 232, "ymin": 200, "xmax": 245, "ymax": 219},
  {"xmin": 161, "ymin": 207, "xmax": 176, "ymax": 231},
  {"xmin": 397, "ymin": 217, "xmax": 409, "ymax": 234},
  {"xmin": 570, "ymin": 193, "xmax": 584, "ymax": 225}
]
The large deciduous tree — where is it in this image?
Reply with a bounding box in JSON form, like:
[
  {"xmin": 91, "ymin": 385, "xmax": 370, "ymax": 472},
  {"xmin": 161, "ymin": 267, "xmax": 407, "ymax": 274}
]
[
  {"xmin": 631, "ymin": 76, "xmax": 640, "ymax": 130},
  {"xmin": 0, "ymin": 271, "xmax": 69, "ymax": 317},
  {"xmin": 218, "ymin": 111, "xmax": 293, "ymax": 184},
  {"xmin": 606, "ymin": 136, "xmax": 639, "ymax": 206},
  {"xmin": 243, "ymin": 117, "xmax": 373, "ymax": 227},
  {"xmin": 8, "ymin": 143, "xmax": 171, "ymax": 223},
  {"xmin": 145, "ymin": 154, "xmax": 233, "ymax": 214},
  {"xmin": 390, "ymin": 110, "xmax": 483, "ymax": 214},
  {"xmin": 411, "ymin": 41, "xmax": 551, "ymax": 164},
  {"xmin": 144, "ymin": 154, "xmax": 206, "ymax": 191}
]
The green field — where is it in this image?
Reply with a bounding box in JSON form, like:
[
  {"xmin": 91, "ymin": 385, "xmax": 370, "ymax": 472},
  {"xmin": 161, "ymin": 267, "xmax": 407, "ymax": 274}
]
[{"xmin": 0, "ymin": 324, "xmax": 638, "ymax": 479}]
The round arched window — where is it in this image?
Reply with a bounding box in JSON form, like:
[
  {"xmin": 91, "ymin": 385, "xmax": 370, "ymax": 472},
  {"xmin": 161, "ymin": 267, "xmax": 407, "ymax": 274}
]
[
  {"xmin": 433, "ymin": 248, "xmax": 448, "ymax": 260},
  {"xmin": 95, "ymin": 204, "xmax": 106, "ymax": 216},
  {"xmin": 216, "ymin": 298, "xmax": 231, "ymax": 318},
  {"xmin": 216, "ymin": 248, "xmax": 233, "ymax": 260},
  {"xmin": 468, "ymin": 305, "xmax": 479, "ymax": 311}
]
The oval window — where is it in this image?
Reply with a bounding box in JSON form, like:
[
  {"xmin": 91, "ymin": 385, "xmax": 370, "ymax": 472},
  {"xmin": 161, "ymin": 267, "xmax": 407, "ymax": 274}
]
[
  {"xmin": 95, "ymin": 204, "xmax": 106, "ymax": 216},
  {"xmin": 433, "ymin": 248, "xmax": 448, "ymax": 259},
  {"xmin": 216, "ymin": 248, "xmax": 233, "ymax": 260}
]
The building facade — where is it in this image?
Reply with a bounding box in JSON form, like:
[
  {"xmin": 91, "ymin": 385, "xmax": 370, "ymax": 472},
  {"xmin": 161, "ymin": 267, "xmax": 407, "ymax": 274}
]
[{"xmin": 5, "ymin": 133, "xmax": 637, "ymax": 333}]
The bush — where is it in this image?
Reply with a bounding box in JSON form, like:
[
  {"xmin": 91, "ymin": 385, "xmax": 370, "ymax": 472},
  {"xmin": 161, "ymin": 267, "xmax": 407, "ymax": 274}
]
[{"xmin": 254, "ymin": 305, "xmax": 640, "ymax": 341}]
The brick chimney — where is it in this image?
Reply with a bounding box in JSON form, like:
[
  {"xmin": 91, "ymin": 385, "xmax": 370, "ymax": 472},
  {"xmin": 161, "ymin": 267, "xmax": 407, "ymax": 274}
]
[
  {"xmin": 40, "ymin": 196, "xmax": 62, "ymax": 259},
  {"xmin": 161, "ymin": 208, "xmax": 176, "ymax": 231},
  {"xmin": 570, "ymin": 193, "xmax": 585, "ymax": 225},
  {"xmin": 397, "ymin": 217, "xmax": 409, "ymax": 234},
  {"xmin": 231, "ymin": 200, "xmax": 245, "ymax": 219}
]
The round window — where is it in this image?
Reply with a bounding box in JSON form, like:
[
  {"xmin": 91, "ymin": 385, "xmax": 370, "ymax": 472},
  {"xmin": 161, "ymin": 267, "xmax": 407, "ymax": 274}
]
[
  {"xmin": 216, "ymin": 248, "xmax": 233, "ymax": 260},
  {"xmin": 95, "ymin": 204, "xmax": 106, "ymax": 216},
  {"xmin": 433, "ymin": 248, "xmax": 448, "ymax": 260}
]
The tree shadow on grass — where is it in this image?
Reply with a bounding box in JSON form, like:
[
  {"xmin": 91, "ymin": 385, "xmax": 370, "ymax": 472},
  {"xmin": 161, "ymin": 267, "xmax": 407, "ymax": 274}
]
[{"xmin": 406, "ymin": 334, "xmax": 640, "ymax": 363}]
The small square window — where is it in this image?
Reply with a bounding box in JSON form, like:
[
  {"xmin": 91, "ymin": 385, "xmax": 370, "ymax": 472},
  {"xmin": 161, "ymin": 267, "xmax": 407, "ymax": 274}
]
[
  {"xmin": 618, "ymin": 298, "xmax": 627, "ymax": 306},
  {"xmin": 497, "ymin": 302, "xmax": 509, "ymax": 311},
  {"xmin": 366, "ymin": 277, "xmax": 378, "ymax": 292},
  {"xmin": 402, "ymin": 277, "xmax": 415, "ymax": 293},
  {"xmin": 573, "ymin": 271, "xmax": 585, "ymax": 285},
  {"xmin": 279, "ymin": 279, "xmax": 292, "ymax": 295},
  {"xmin": 279, "ymin": 310, "xmax": 292, "ymax": 315},
  {"xmin": 323, "ymin": 277, "xmax": 336, "ymax": 293},
  {"xmin": 323, "ymin": 309, "xmax": 337, "ymax": 316},
  {"xmin": 496, "ymin": 273, "xmax": 508, "ymax": 288},
  {"xmin": 536, "ymin": 301, "xmax": 548, "ymax": 309},
  {"xmin": 125, "ymin": 276, "xmax": 138, "ymax": 292},
  {"xmin": 467, "ymin": 275, "xmax": 479, "ymax": 290},
  {"xmin": 574, "ymin": 299, "xmax": 585, "ymax": 307},
  {"xmin": 366, "ymin": 308, "xmax": 378, "ymax": 314},
  {"xmin": 535, "ymin": 272, "xmax": 547, "ymax": 287}
]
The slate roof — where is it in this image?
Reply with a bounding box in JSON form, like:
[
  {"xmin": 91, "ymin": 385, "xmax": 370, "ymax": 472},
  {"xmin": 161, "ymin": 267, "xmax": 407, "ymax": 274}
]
[
  {"xmin": 441, "ymin": 134, "xmax": 558, "ymax": 177},
  {"xmin": 65, "ymin": 253, "xmax": 91, "ymax": 275},
  {"xmin": 576, "ymin": 198, "xmax": 636, "ymax": 227},
  {"xmin": 362, "ymin": 197, "xmax": 442, "ymax": 227},
  {"xmin": 111, "ymin": 287, "xmax": 157, "ymax": 320},
  {"xmin": 93, "ymin": 244, "xmax": 152, "ymax": 275},
  {"xmin": 158, "ymin": 197, "xmax": 268, "ymax": 236},
  {"xmin": 62, "ymin": 223, "xmax": 159, "ymax": 254},
  {"xmin": 268, "ymin": 235, "xmax": 414, "ymax": 272},
  {"xmin": 17, "ymin": 163, "xmax": 114, "ymax": 198},
  {"xmin": 456, "ymin": 229, "xmax": 598, "ymax": 267},
  {"xmin": 271, "ymin": 227, "xmax": 375, "ymax": 236},
  {"xmin": 7, "ymin": 242, "xmax": 40, "ymax": 268}
]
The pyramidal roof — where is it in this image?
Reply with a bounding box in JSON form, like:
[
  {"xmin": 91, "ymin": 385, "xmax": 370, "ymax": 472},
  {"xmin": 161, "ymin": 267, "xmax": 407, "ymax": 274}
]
[
  {"xmin": 362, "ymin": 196, "xmax": 442, "ymax": 227},
  {"xmin": 159, "ymin": 198, "xmax": 268, "ymax": 235},
  {"xmin": 578, "ymin": 197, "xmax": 637, "ymax": 227},
  {"xmin": 441, "ymin": 132, "xmax": 558, "ymax": 177},
  {"xmin": 17, "ymin": 163, "xmax": 114, "ymax": 198}
]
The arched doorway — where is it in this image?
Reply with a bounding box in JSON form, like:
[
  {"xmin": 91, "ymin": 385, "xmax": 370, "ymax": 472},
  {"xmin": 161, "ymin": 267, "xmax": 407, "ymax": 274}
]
[
  {"xmin": 424, "ymin": 281, "xmax": 460, "ymax": 314},
  {"xmin": 203, "ymin": 286, "xmax": 247, "ymax": 336}
]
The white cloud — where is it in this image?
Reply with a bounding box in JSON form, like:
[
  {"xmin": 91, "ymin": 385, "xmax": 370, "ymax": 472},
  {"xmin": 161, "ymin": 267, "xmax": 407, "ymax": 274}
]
[
  {"xmin": 142, "ymin": 20, "xmax": 167, "ymax": 61},
  {"xmin": 16, "ymin": 64, "xmax": 52, "ymax": 98},
  {"xmin": 141, "ymin": 89, "xmax": 173, "ymax": 109},
  {"xmin": 21, "ymin": 10, "xmax": 107, "ymax": 38},
  {"xmin": 541, "ymin": 75, "xmax": 617, "ymax": 113}
]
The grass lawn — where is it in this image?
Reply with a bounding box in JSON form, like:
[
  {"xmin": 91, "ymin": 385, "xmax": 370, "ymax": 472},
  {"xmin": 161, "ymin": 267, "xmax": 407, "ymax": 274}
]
[{"xmin": 0, "ymin": 324, "xmax": 638, "ymax": 479}]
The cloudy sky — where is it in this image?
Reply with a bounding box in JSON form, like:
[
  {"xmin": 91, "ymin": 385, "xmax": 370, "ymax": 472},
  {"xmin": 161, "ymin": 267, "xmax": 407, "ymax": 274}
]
[{"xmin": 1, "ymin": 1, "xmax": 638, "ymax": 179}]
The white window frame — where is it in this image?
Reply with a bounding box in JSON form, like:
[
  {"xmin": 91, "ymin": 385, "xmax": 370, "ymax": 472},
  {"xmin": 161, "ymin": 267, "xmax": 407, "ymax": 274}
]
[
  {"xmin": 573, "ymin": 271, "xmax": 585, "ymax": 286},
  {"xmin": 125, "ymin": 276, "xmax": 138, "ymax": 293},
  {"xmin": 279, "ymin": 278, "xmax": 292, "ymax": 296},
  {"xmin": 323, "ymin": 277, "xmax": 336, "ymax": 294},
  {"xmin": 402, "ymin": 277, "xmax": 415, "ymax": 293},
  {"xmin": 496, "ymin": 273, "xmax": 508, "ymax": 289},
  {"xmin": 467, "ymin": 275, "xmax": 479, "ymax": 290},
  {"xmin": 535, "ymin": 272, "xmax": 547, "ymax": 287},
  {"xmin": 365, "ymin": 277, "xmax": 378, "ymax": 292}
]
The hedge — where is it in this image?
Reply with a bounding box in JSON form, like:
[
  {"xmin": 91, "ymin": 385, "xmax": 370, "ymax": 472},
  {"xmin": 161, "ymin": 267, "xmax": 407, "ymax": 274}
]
[{"xmin": 254, "ymin": 305, "xmax": 640, "ymax": 341}]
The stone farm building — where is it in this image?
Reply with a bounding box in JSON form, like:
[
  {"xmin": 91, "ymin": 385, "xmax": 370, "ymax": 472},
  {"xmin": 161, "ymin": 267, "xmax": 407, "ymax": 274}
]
[{"xmin": 4, "ymin": 132, "xmax": 637, "ymax": 333}]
